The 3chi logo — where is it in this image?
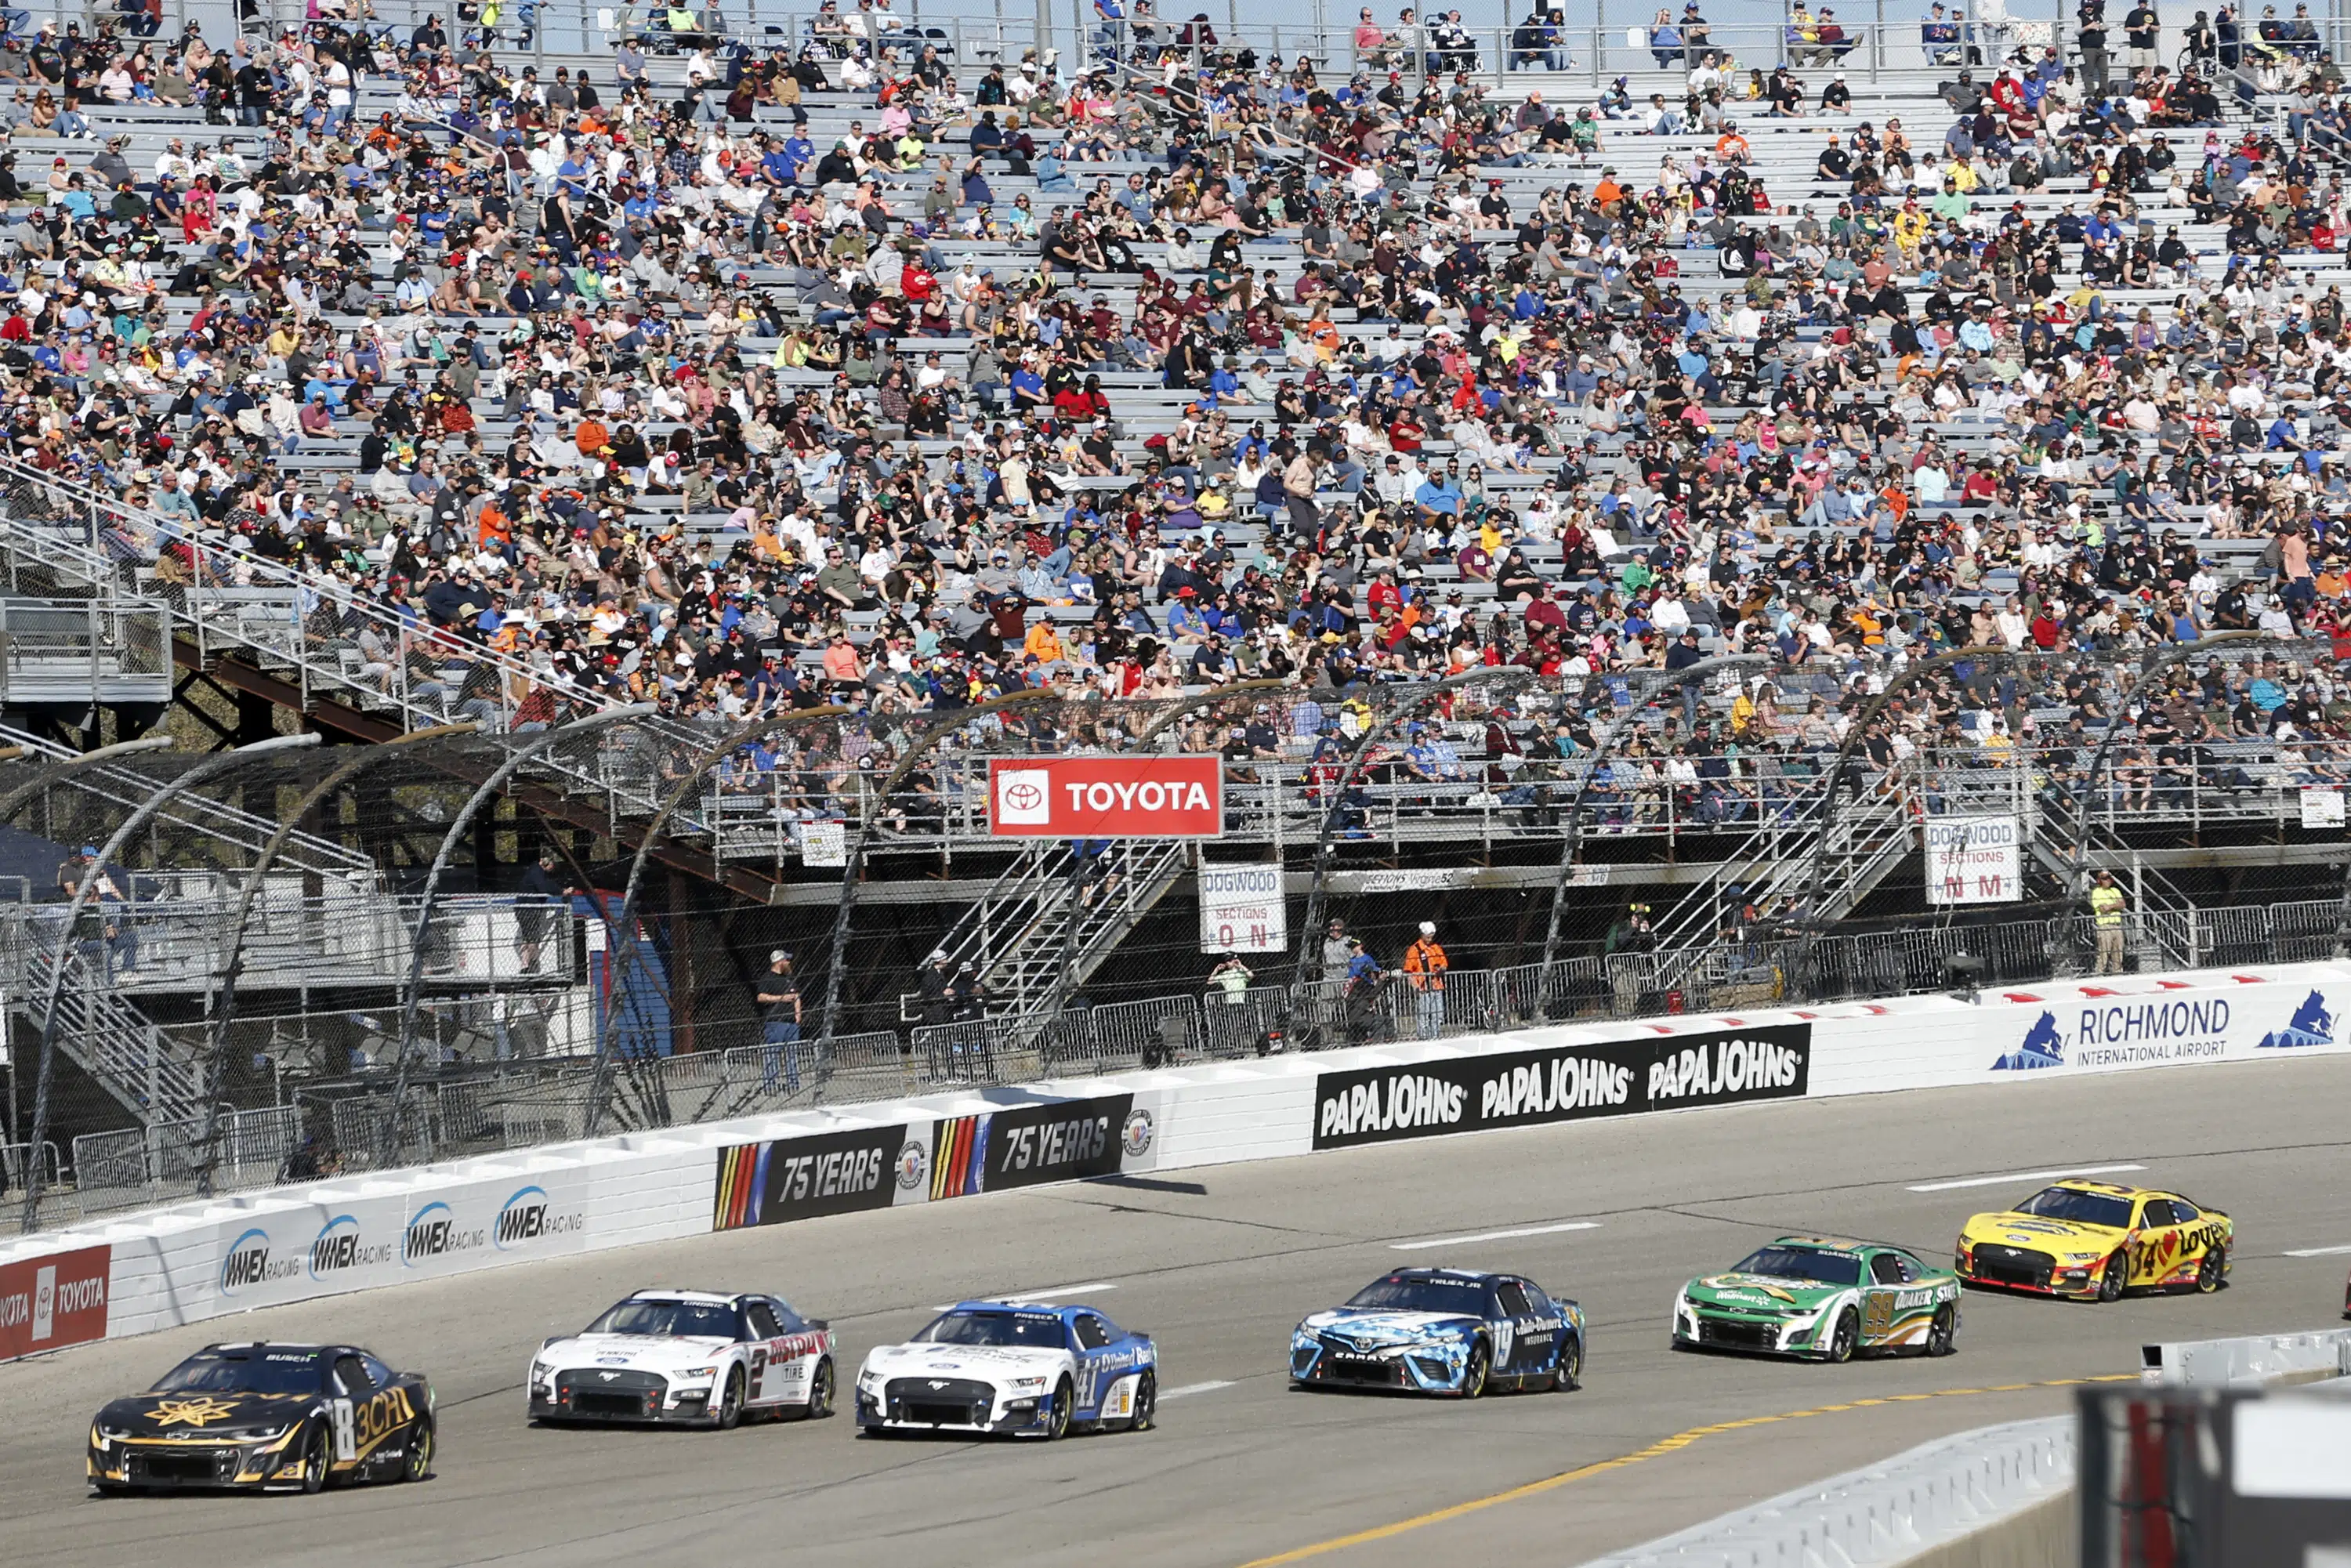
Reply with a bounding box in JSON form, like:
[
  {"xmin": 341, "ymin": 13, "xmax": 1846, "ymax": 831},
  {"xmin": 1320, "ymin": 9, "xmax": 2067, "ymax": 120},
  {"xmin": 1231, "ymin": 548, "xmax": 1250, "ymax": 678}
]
[
  {"xmin": 1120, "ymin": 1106, "xmax": 1155, "ymax": 1159},
  {"xmin": 895, "ymin": 1138, "xmax": 929, "ymax": 1193},
  {"xmin": 494, "ymin": 1185, "xmax": 581, "ymax": 1251},
  {"xmin": 153, "ymin": 1396, "xmax": 238, "ymax": 1429}
]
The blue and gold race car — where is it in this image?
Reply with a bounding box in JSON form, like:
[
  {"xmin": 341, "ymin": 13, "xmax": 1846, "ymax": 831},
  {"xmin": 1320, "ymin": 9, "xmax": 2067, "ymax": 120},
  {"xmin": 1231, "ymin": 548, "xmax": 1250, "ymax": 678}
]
[{"xmin": 1290, "ymin": 1268, "xmax": 1585, "ymax": 1396}]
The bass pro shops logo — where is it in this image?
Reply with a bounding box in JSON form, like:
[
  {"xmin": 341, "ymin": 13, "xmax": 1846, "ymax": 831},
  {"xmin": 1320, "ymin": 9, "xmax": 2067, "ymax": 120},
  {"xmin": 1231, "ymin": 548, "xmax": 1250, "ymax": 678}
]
[{"xmin": 493, "ymin": 1186, "xmax": 583, "ymax": 1251}]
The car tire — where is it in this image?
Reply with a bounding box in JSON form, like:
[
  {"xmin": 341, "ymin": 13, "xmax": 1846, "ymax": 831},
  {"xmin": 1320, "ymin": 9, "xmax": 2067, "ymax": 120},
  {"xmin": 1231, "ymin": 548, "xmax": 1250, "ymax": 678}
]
[
  {"xmin": 2099, "ymin": 1252, "xmax": 2129, "ymax": 1302},
  {"xmin": 804, "ymin": 1357, "xmax": 835, "ymax": 1419},
  {"xmin": 299, "ymin": 1424, "xmax": 330, "ymax": 1494},
  {"xmin": 1824, "ymin": 1308, "xmax": 1860, "ymax": 1364},
  {"xmin": 92, "ymin": 1483, "xmax": 129, "ymax": 1498},
  {"xmin": 400, "ymin": 1418, "xmax": 434, "ymax": 1483},
  {"xmin": 1460, "ymin": 1338, "xmax": 1490, "ymax": 1398},
  {"xmin": 1043, "ymin": 1377, "xmax": 1073, "ymax": 1440},
  {"xmin": 1554, "ymin": 1334, "xmax": 1582, "ymax": 1392},
  {"xmin": 1129, "ymin": 1371, "xmax": 1156, "ymax": 1432},
  {"xmin": 2197, "ymin": 1246, "xmax": 2227, "ymax": 1295},
  {"xmin": 1926, "ymin": 1305, "xmax": 1958, "ymax": 1357},
  {"xmin": 716, "ymin": 1367, "xmax": 746, "ymax": 1431}
]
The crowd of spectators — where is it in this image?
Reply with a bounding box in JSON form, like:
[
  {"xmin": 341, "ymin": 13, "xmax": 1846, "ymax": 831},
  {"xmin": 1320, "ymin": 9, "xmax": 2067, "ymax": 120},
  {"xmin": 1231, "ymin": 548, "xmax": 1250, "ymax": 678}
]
[{"xmin": 3, "ymin": 0, "xmax": 2351, "ymax": 809}]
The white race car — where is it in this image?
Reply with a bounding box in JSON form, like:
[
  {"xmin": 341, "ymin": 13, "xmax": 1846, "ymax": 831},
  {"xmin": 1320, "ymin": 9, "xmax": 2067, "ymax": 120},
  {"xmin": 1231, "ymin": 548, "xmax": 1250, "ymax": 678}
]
[
  {"xmin": 527, "ymin": 1289, "xmax": 835, "ymax": 1429},
  {"xmin": 854, "ymin": 1299, "xmax": 1157, "ymax": 1439}
]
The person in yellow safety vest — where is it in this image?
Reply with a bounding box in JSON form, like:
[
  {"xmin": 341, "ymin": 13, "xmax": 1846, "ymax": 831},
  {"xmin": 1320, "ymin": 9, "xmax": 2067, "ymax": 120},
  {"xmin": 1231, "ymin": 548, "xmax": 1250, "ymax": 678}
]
[
  {"xmin": 2088, "ymin": 869, "xmax": 2128, "ymax": 976},
  {"xmin": 1404, "ymin": 921, "xmax": 1448, "ymax": 1039}
]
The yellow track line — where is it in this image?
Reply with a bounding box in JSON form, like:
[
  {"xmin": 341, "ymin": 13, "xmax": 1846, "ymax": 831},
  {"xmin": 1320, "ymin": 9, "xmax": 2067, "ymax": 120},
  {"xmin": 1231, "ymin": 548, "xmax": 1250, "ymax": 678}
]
[{"xmin": 1237, "ymin": 1372, "xmax": 2135, "ymax": 1567}]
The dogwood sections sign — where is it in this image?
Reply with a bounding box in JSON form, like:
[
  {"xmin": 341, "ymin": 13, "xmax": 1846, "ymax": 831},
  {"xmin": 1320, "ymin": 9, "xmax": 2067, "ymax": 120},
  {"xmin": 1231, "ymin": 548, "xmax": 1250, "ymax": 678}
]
[{"xmin": 987, "ymin": 756, "xmax": 1224, "ymax": 838}]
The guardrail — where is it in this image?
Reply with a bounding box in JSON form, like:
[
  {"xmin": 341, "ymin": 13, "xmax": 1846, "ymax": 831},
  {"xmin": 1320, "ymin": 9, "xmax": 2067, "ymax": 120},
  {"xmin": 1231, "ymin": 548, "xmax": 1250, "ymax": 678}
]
[
  {"xmin": 1578, "ymin": 1416, "xmax": 2074, "ymax": 1568},
  {"xmin": 2143, "ymin": 1327, "xmax": 2351, "ymax": 1388}
]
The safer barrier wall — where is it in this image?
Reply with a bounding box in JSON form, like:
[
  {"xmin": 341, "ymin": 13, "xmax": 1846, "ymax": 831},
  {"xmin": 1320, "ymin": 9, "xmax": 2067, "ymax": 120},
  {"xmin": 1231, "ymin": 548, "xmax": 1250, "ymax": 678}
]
[{"xmin": 5, "ymin": 959, "xmax": 2349, "ymax": 1360}]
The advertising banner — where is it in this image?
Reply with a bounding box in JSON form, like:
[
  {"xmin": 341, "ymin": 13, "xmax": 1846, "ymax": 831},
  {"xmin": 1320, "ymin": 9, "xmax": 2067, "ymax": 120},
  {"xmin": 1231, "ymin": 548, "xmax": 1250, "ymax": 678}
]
[
  {"xmin": 927, "ymin": 1092, "xmax": 1161, "ymax": 1200},
  {"xmin": 987, "ymin": 757, "xmax": 1223, "ymax": 838},
  {"xmin": 1925, "ymin": 816, "xmax": 2023, "ymax": 905},
  {"xmin": 0, "ymin": 1244, "xmax": 111, "ymax": 1361},
  {"xmin": 1200, "ymin": 862, "xmax": 1287, "ymax": 954},
  {"xmin": 1311, "ymin": 1024, "xmax": 1813, "ymax": 1150},
  {"xmin": 712, "ymin": 1124, "xmax": 914, "ymax": 1230}
]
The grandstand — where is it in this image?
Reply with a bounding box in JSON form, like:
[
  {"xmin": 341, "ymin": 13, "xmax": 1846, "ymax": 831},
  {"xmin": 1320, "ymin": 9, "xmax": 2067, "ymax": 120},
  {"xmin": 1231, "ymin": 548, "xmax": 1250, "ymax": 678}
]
[{"xmin": 1, "ymin": 0, "xmax": 2348, "ymax": 1229}]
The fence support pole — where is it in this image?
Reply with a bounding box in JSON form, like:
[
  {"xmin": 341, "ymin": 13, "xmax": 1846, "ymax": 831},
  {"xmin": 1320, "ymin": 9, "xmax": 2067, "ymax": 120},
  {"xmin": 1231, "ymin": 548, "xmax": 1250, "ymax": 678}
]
[
  {"xmin": 380, "ymin": 705, "xmax": 655, "ymax": 1168},
  {"xmin": 1538, "ymin": 654, "xmax": 1767, "ymax": 979},
  {"xmin": 194, "ymin": 723, "xmax": 479, "ymax": 1197},
  {"xmin": 20, "ymin": 732, "xmax": 319, "ymax": 1233},
  {"xmin": 581, "ymin": 705, "xmax": 852, "ymax": 1139},
  {"xmin": 1286, "ymin": 667, "xmax": 1537, "ymax": 1038},
  {"xmin": 817, "ymin": 689, "xmax": 1058, "ymax": 1046}
]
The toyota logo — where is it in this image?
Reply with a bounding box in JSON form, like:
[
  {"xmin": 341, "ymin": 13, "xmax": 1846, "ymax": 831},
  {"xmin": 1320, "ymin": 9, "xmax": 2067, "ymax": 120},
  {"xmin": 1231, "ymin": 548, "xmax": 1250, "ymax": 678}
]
[{"xmin": 1002, "ymin": 781, "xmax": 1044, "ymax": 812}]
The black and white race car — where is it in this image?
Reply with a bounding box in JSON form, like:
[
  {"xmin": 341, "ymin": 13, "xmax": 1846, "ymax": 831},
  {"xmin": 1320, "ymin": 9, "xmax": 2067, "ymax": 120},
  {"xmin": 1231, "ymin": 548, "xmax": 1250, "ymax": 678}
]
[{"xmin": 528, "ymin": 1289, "xmax": 835, "ymax": 1429}]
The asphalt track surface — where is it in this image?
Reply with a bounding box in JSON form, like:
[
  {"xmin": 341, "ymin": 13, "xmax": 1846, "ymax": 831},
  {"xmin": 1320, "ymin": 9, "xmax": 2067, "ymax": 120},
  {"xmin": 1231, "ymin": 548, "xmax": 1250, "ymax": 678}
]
[{"xmin": 8, "ymin": 1055, "xmax": 2351, "ymax": 1568}]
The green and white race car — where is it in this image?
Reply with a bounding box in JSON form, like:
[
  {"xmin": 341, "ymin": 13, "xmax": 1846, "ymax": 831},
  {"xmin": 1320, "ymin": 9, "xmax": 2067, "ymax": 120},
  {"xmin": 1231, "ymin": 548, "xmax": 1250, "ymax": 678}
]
[{"xmin": 1672, "ymin": 1236, "xmax": 1962, "ymax": 1362}]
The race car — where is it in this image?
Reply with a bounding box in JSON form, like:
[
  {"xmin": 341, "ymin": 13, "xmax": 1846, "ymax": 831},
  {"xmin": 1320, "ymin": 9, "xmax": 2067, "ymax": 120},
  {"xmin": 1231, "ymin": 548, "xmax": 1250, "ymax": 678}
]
[
  {"xmin": 528, "ymin": 1289, "xmax": 835, "ymax": 1429},
  {"xmin": 88, "ymin": 1342, "xmax": 433, "ymax": 1495},
  {"xmin": 854, "ymin": 1299, "xmax": 1155, "ymax": 1439},
  {"xmin": 1955, "ymin": 1179, "xmax": 2232, "ymax": 1301},
  {"xmin": 1289, "ymin": 1267, "xmax": 1584, "ymax": 1396},
  {"xmin": 1673, "ymin": 1237, "xmax": 1961, "ymax": 1361}
]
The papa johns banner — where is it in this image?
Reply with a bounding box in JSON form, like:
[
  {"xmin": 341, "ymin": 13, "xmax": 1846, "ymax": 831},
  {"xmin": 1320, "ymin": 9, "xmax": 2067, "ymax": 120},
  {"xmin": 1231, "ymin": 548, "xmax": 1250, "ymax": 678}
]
[{"xmin": 1312, "ymin": 1023, "xmax": 1813, "ymax": 1150}]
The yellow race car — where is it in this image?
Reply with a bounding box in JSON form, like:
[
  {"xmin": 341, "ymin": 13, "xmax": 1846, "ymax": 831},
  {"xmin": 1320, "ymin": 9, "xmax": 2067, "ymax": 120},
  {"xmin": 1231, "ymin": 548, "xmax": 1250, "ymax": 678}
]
[{"xmin": 1954, "ymin": 1179, "xmax": 2231, "ymax": 1302}]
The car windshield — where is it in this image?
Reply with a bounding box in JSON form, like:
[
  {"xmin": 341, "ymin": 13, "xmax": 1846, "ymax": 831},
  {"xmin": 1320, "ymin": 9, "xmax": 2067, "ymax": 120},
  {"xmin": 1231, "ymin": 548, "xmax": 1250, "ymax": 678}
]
[
  {"xmin": 912, "ymin": 1310, "xmax": 1070, "ymax": 1348},
  {"xmin": 2014, "ymin": 1186, "xmax": 2135, "ymax": 1229},
  {"xmin": 585, "ymin": 1299, "xmax": 743, "ymax": 1338},
  {"xmin": 150, "ymin": 1349, "xmax": 326, "ymax": 1396},
  {"xmin": 1343, "ymin": 1275, "xmax": 1490, "ymax": 1314},
  {"xmin": 1728, "ymin": 1247, "xmax": 1864, "ymax": 1287}
]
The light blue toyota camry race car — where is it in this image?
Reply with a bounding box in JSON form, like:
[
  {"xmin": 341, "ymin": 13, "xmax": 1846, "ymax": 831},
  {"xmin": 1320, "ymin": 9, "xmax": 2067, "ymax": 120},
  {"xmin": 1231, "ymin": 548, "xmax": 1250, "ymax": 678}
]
[
  {"xmin": 854, "ymin": 1300, "xmax": 1156, "ymax": 1439},
  {"xmin": 1290, "ymin": 1269, "xmax": 1585, "ymax": 1396}
]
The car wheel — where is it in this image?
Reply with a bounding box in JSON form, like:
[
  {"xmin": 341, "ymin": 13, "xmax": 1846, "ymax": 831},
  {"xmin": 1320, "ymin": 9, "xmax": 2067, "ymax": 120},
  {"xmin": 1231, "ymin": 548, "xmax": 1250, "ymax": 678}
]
[
  {"xmin": 805, "ymin": 1358, "xmax": 835, "ymax": 1419},
  {"xmin": 2099, "ymin": 1252, "xmax": 2129, "ymax": 1302},
  {"xmin": 2197, "ymin": 1246, "xmax": 2227, "ymax": 1295},
  {"xmin": 299, "ymin": 1424, "xmax": 330, "ymax": 1494},
  {"xmin": 400, "ymin": 1418, "xmax": 434, "ymax": 1483},
  {"xmin": 1824, "ymin": 1308, "xmax": 1860, "ymax": 1364},
  {"xmin": 1129, "ymin": 1371, "xmax": 1156, "ymax": 1432},
  {"xmin": 1460, "ymin": 1338, "xmax": 1490, "ymax": 1398},
  {"xmin": 1043, "ymin": 1377, "xmax": 1073, "ymax": 1440},
  {"xmin": 716, "ymin": 1367, "xmax": 746, "ymax": 1431},
  {"xmin": 92, "ymin": 1483, "xmax": 129, "ymax": 1498},
  {"xmin": 1926, "ymin": 1305, "xmax": 1957, "ymax": 1357},
  {"xmin": 1554, "ymin": 1334, "xmax": 1582, "ymax": 1392}
]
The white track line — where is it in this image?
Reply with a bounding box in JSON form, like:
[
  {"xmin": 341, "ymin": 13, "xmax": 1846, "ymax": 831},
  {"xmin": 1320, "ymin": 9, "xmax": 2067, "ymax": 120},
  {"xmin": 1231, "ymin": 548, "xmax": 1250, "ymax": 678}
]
[
  {"xmin": 1906, "ymin": 1164, "xmax": 2147, "ymax": 1193},
  {"xmin": 929, "ymin": 1282, "xmax": 1118, "ymax": 1312},
  {"xmin": 1160, "ymin": 1381, "xmax": 1233, "ymax": 1400},
  {"xmin": 2284, "ymin": 1245, "xmax": 2351, "ymax": 1258},
  {"xmin": 1389, "ymin": 1222, "xmax": 1600, "ymax": 1251}
]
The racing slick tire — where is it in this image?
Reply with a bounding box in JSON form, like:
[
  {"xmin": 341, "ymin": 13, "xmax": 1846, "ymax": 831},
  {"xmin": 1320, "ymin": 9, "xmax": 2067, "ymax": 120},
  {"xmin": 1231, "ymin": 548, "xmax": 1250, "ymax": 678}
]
[
  {"xmin": 803, "ymin": 1357, "xmax": 835, "ymax": 1420},
  {"xmin": 2197, "ymin": 1247, "xmax": 2227, "ymax": 1295},
  {"xmin": 1459, "ymin": 1338, "xmax": 1491, "ymax": 1398},
  {"xmin": 1824, "ymin": 1308, "xmax": 1860, "ymax": 1364},
  {"xmin": 1927, "ymin": 1305, "xmax": 1958, "ymax": 1357},
  {"xmin": 2098, "ymin": 1253, "xmax": 2128, "ymax": 1303},
  {"xmin": 299, "ymin": 1424, "xmax": 331, "ymax": 1494},
  {"xmin": 716, "ymin": 1367, "xmax": 747, "ymax": 1431},
  {"xmin": 1130, "ymin": 1371, "xmax": 1156, "ymax": 1432},
  {"xmin": 1553, "ymin": 1334, "xmax": 1583, "ymax": 1391},
  {"xmin": 1044, "ymin": 1377, "xmax": 1074, "ymax": 1440},
  {"xmin": 401, "ymin": 1418, "xmax": 435, "ymax": 1482}
]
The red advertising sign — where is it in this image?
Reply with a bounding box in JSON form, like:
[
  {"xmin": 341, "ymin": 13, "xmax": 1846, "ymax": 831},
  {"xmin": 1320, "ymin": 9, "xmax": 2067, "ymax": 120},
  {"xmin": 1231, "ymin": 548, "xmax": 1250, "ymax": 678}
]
[
  {"xmin": 0, "ymin": 1244, "xmax": 110, "ymax": 1361},
  {"xmin": 987, "ymin": 756, "xmax": 1224, "ymax": 838}
]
